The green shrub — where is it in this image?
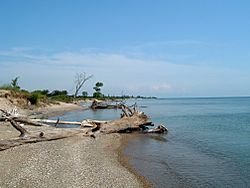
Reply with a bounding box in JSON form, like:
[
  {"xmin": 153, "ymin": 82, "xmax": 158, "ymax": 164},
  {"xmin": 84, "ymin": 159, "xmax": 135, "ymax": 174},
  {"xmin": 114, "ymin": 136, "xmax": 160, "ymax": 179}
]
[
  {"xmin": 0, "ymin": 77, "xmax": 20, "ymax": 92},
  {"xmin": 50, "ymin": 95, "xmax": 73, "ymax": 103},
  {"xmin": 32, "ymin": 90, "xmax": 50, "ymax": 96},
  {"xmin": 49, "ymin": 90, "xmax": 68, "ymax": 97},
  {"xmin": 27, "ymin": 93, "xmax": 40, "ymax": 105},
  {"xmin": 93, "ymin": 92, "xmax": 103, "ymax": 98},
  {"xmin": 0, "ymin": 84, "xmax": 13, "ymax": 90},
  {"xmin": 0, "ymin": 84, "xmax": 20, "ymax": 92}
]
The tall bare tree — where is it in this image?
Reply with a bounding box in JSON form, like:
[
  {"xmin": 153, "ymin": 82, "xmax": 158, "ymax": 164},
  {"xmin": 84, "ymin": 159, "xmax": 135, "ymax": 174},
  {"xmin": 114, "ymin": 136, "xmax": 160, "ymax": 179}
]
[{"xmin": 74, "ymin": 72, "xmax": 93, "ymax": 98}]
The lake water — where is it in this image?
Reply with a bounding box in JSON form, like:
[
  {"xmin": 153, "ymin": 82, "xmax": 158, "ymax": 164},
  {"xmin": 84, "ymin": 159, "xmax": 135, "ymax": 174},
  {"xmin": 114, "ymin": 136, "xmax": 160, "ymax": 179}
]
[
  {"xmin": 125, "ymin": 97, "xmax": 250, "ymax": 188},
  {"xmin": 53, "ymin": 97, "xmax": 250, "ymax": 188}
]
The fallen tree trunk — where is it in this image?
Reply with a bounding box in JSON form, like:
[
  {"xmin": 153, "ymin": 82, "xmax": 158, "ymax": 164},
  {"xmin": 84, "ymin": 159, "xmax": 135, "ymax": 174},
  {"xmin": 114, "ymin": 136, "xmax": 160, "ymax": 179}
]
[
  {"xmin": 13, "ymin": 117, "xmax": 50, "ymax": 127},
  {"xmin": 0, "ymin": 109, "xmax": 93, "ymax": 151},
  {"xmin": 0, "ymin": 128, "xmax": 90, "ymax": 151},
  {"xmin": 91, "ymin": 100, "xmax": 122, "ymax": 110},
  {"xmin": 99, "ymin": 112, "xmax": 152, "ymax": 133},
  {"xmin": 33, "ymin": 119, "xmax": 83, "ymax": 126},
  {"xmin": 81, "ymin": 104, "xmax": 161, "ymax": 134},
  {"xmin": 0, "ymin": 104, "xmax": 167, "ymax": 151},
  {"xmin": 9, "ymin": 118, "xmax": 29, "ymax": 138}
]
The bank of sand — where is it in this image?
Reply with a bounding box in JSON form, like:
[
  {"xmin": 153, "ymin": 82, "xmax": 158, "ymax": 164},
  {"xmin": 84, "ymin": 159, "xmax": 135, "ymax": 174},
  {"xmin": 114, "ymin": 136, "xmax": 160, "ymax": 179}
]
[{"xmin": 0, "ymin": 98, "xmax": 147, "ymax": 188}]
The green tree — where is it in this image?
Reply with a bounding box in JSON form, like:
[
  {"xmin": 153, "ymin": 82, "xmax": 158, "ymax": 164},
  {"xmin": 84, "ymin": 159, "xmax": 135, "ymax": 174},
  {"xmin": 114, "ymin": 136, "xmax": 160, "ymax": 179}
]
[
  {"xmin": 93, "ymin": 82, "xmax": 103, "ymax": 98},
  {"xmin": 32, "ymin": 89, "xmax": 50, "ymax": 96},
  {"xmin": 11, "ymin": 76, "xmax": 20, "ymax": 90},
  {"xmin": 49, "ymin": 90, "xmax": 68, "ymax": 96},
  {"xmin": 82, "ymin": 91, "xmax": 88, "ymax": 98}
]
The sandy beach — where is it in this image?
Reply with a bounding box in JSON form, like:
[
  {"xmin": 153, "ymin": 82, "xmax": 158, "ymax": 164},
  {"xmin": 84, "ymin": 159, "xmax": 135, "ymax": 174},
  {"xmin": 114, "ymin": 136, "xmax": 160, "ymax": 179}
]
[
  {"xmin": 0, "ymin": 97, "xmax": 147, "ymax": 188},
  {"xmin": 0, "ymin": 133, "xmax": 144, "ymax": 188}
]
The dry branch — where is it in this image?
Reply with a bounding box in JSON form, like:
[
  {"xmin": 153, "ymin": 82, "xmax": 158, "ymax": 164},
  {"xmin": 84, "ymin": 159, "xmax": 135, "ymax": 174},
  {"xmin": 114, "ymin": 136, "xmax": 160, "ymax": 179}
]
[
  {"xmin": 0, "ymin": 104, "xmax": 167, "ymax": 151},
  {"xmin": 0, "ymin": 109, "xmax": 94, "ymax": 151},
  {"xmin": 0, "ymin": 128, "xmax": 90, "ymax": 151},
  {"xmin": 74, "ymin": 72, "xmax": 93, "ymax": 98},
  {"xmin": 32, "ymin": 119, "xmax": 83, "ymax": 126},
  {"xmin": 13, "ymin": 117, "xmax": 50, "ymax": 127},
  {"xmin": 9, "ymin": 118, "xmax": 29, "ymax": 138}
]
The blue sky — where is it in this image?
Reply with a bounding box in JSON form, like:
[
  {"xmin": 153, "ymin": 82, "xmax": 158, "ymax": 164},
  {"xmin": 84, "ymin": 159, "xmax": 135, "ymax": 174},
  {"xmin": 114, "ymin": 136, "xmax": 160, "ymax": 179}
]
[{"xmin": 0, "ymin": 0, "xmax": 250, "ymax": 97}]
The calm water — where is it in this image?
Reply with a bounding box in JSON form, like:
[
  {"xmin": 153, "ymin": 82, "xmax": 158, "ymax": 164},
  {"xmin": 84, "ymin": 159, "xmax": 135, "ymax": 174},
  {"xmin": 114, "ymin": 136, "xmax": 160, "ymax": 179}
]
[
  {"xmin": 124, "ymin": 97, "xmax": 250, "ymax": 188},
  {"xmin": 54, "ymin": 97, "xmax": 250, "ymax": 188},
  {"xmin": 50, "ymin": 102, "xmax": 121, "ymax": 128}
]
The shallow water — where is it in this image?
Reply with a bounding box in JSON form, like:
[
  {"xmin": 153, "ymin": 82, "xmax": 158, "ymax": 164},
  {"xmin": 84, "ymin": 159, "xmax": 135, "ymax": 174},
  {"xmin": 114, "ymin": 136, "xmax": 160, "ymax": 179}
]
[
  {"xmin": 124, "ymin": 97, "xmax": 250, "ymax": 188},
  {"xmin": 50, "ymin": 108, "xmax": 121, "ymax": 128}
]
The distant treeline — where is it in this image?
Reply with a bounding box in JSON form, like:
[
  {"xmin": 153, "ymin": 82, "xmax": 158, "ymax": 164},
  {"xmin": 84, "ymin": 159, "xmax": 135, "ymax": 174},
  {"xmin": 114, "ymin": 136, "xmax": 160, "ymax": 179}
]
[{"xmin": 0, "ymin": 77, "xmax": 157, "ymax": 105}]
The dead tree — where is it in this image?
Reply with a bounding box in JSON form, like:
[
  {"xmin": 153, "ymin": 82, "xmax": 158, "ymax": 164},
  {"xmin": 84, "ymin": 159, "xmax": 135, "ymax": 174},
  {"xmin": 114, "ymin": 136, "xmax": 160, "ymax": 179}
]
[
  {"xmin": 0, "ymin": 109, "xmax": 93, "ymax": 151},
  {"xmin": 0, "ymin": 105, "xmax": 167, "ymax": 151},
  {"xmin": 90, "ymin": 100, "xmax": 123, "ymax": 110},
  {"xmin": 82, "ymin": 104, "xmax": 167, "ymax": 134},
  {"xmin": 74, "ymin": 72, "xmax": 93, "ymax": 98}
]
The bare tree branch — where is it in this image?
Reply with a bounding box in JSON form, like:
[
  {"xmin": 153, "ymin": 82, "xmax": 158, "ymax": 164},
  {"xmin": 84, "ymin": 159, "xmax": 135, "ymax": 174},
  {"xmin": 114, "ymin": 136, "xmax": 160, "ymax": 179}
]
[
  {"xmin": 9, "ymin": 119, "xmax": 29, "ymax": 138},
  {"xmin": 0, "ymin": 109, "xmax": 28, "ymax": 138},
  {"xmin": 74, "ymin": 72, "xmax": 93, "ymax": 98}
]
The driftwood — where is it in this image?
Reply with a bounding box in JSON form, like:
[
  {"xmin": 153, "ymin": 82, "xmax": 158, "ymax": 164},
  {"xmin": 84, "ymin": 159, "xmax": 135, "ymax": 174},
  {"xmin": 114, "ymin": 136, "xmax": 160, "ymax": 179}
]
[
  {"xmin": 0, "ymin": 109, "xmax": 92, "ymax": 151},
  {"xmin": 0, "ymin": 128, "xmax": 90, "ymax": 151},
  {"xmin": 83, "ymin": 103, "xmax": 167, "ymax": 134},
  {"xmin": 91, "ymin": 100, "xmax": 122, "ymax": 110},
  {"xmin": 144, "ymin": 125, "xmax": 168, "ymax": 133},
  {"xmin": 12, "ymin": 117, "xmax": 50, "ymax": 127},
  {"xmin": 0, "ymin": 104, "xmax": 167, "ymax": 151},
  {"xmin": 32, "ymin": 119, "xmax": 90, "ymax": 127}
]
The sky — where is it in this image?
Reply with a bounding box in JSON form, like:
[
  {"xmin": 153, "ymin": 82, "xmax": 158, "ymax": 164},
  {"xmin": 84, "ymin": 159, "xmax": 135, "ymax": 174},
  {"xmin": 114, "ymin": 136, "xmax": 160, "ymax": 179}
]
[{"xmin": 0, "ymin": 0, "xmax": 250, "ymax": 97}]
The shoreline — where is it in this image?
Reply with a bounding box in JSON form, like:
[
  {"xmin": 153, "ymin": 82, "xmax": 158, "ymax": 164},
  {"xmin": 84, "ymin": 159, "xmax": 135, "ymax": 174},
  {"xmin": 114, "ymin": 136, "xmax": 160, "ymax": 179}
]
[
  {"xmin": 28, "ymin": 102, "xmax": 86, "ymax": 118},
  {"xmin": 0, "ymin": 99, "xmax": 149, "ymax": 187},
  {"xmin": 118, "ymin": 134, "xmax": 153, "ymax": 188}
]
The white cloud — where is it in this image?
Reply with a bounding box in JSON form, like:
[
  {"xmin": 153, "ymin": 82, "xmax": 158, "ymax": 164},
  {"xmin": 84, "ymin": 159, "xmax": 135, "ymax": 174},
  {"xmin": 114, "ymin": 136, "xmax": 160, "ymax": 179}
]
[
  {"xmin": 151, "ymin": 83, "xmax": 172, "ymax": 92},
  {"xmin": 1, "ymin": 48, "xmax": 250, "ymax": 97}
]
